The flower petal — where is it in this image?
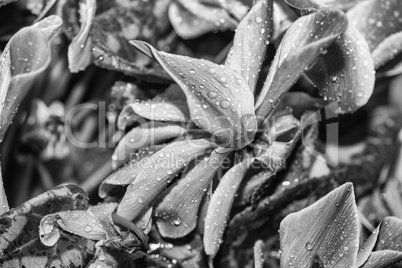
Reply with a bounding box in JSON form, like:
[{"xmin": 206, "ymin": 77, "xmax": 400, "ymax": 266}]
[
  {"xmin": 255, "ymin": 9, "xmax": 348, "ymax": 120},
  {"xmin": 155, "ymin": 151, "xmax": 226, "ymax": 238},
  {"xmin": 130, "ymin": 41, "xmax": 257, "ymax": 149},
  {"xmin": 67, "ymin": 0, "xmax": 96, "ymax": 72},
  {"xmin": 112, "ymin": 122, "xmax": 186, "ymax": 169},
  {"xmin": 204, "ymin": 154, "xmax": 251, "ymax": 256},
  {"xmin": 305, "ymin": 25, "xmax": 375, "ymax": 113},
  {"xmin": 225, "ymin": 0, "xmax": 273, "ymax": 93},
  {"xmin": 117, "ymin": 139, "xmax": 215, "ymax": 221},
  {"xmin": 279, "ymin": 183, "xmax": 359, "ymax": 268}
]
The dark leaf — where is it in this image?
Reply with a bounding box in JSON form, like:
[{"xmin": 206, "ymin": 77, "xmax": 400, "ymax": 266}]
[
  {"xmin": 255, "ymin": 9, "xmax": 348, "ymax": 120},
  {"xmin": 0, "ymin": 185, "xmax": 94, "ymax": 268},
  {"xmin": 279, "ymin": 183, "xmax": 359, "ymax": 268},
  {"xmin": 130, "ymin": 41, "xmax": 257, "ymax": 149}
]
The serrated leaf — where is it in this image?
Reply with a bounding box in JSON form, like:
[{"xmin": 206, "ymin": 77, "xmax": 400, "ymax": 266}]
[
  {"xmin": 204, "ymin": 154, "xmax": 251, "ymax": 256},
  {"xmin": 255, "ymin": 9, "xmax": 348, "ymax": 120},
  {"xmin": 155, "ymin": 151, "xmax": 226, "ymax": 238},
  {"xmin": 279, "ymin": 183, "xmax": 359, "ymax": 268},
  {"xmin": 117, "ymin": 139, "xmax": 215, "ymax": 221},
  {"xmin": 305, "ymin": 25, "xmax": 374, "ymax": 113},
  {"xmin": 112, "ymin": 122, "xmax": 186, "ymax": 169},
  {"xmin": 168, "ymin": 0, "xmax": 237, "ymax": 39},
  {"xmin": 130, "ymin": 41, "xmax": 257, "ymax": 149},
  {"xmin": 0, "ymin": 185, "xmax": 93, "ymax": 268},
  {"xmin": 0, "ymin": 16, "xmax": 62, "ymax": 142},
  {"xmin": 68, "ymin": 0, "xmax": 96, "ymax": 72},
  {"xmin": 225, "ymin": 0, "xmax": 273, "ymax": 93}
]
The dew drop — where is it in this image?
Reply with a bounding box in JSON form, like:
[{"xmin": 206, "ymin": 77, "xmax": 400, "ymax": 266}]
[
  {"xmin": 188, "ymin": 69, "xmax": 196, "ymax": 75},
  {"xmin": 84, "ymin": 225, "xmax": 92, "ymax": 232},
  {"xmin": 305, "ymin": 242, "xmax": 313, "ymax": 251},
  {"xmin": 207, "ymin": 91, "xmax": 217, "ymax": 99},
  {"xmin": 255, "ymin": 17, "xmax": 263, "ymax": 23},
  {"xmin": 173, "ymin": 217, "xmax": 182, "ymax": 226},
  {"xmin": 137, "ymin": 197, "xmax": 144, "ymax": 204},
  {"xmin": 220, "ymin": 100, "xmax": 230, "ymax": 109}
]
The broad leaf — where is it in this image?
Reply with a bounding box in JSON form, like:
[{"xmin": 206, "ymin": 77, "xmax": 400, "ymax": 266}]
[
  {"xmin": 0, "ymin": 16, "xmax": 62, "ymax": 142},
  {"xmin": 112, "ymin": 122, "xmax": 186, "ymax": 169},
  {"xmin": 361, "ymin": 217, "xmax": 402, "ymax": 268},
  {"xmin": 68, "ymin": 0, "xmax": 96, "ymax": 72},
  {"xmin": 116, "ymin": 139, "xmax": 215, "ymax": 221},
  {"xmin": 0, "ymin": 185, "xmax": 93, "ymax": 268},
  {"xmin": 168, "ymin": 0, "xmax": 237, "ymax": 39},
  {"xmin": 130, "ymin": 41, "xmax": 257, "ymax": 149},
  {"xmin": 284, "ymin": 0, "xmax": 364, "ymax": 10},
  {"xmin": 155, "ymin": 151, "xmax": 226, "ymax": 238},
  {"xmin": 279, "ymin": 183, "xmax": 359, "ymax": 268},
  {"xmin": 255, "ymin": 9, "xmax": 348, "ymax": 120},
  {"xmin": 305, "ymin": 25, "xmax": 375, "ymax": 113},
  {"xmin": 225, "ymin": 0, "xmax": 273, "ymax": 93},
  {"xmin": 204, "ymin": 154, "xmax": 251, "ymax": 256}
]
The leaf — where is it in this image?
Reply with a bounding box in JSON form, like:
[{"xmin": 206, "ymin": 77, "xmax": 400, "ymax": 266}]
[
  {"xmin": 204, "ymin": 154, "xmax": 251, "ymax": 256},
  {"xmin": 0, "ymin": 171, "xmax": 8, "ymax": 214},
  {"xmin": 356, "ymin": 224, "xmax": 380, "ymax": 267},
  {"xmin": 279, "ymin": 183, "xmax": 359, "ymax": 268},
  {"xmin": 217, "ymin": 0, "xmax": 250, "ymax": 21},
  {"xmin": 255, "ymin": 9, "xmax": 348, "ymax": 120},
  {"xmin": 0, "ymin": 185, "xmax": 94, "ymax": 268},
  {"xmin": 112, "ymin": 122, "xmax": 187, "ymax": 169},
  {"xmin": 0, "ymin": 16, "xmax": 62, "ymax": 142},
  {"xmin": 68, "ymin": 0, "xmax": 96, "ymax": 72},
  {"xmin": 130, "ymin": 41, "xmax": 257, "ymax": 149},
  {"xmin": 284, "ymin": 0, "xmax": 364, "ymax": 10},
  {"xmin": 99, "ymin": 146, "xmax": 163, "ymax": 198},
  {"xmin": 155, "ymin": 151, "xmax": 226, "ymax": 238},
  {"xmin": 372, "ymin": 31, "xmax": 402, "ymax": 70},
  {"xmin": 116, "ymin": 139, "xmax": 215, "ymax": 221},
  {"xmin": 225, "ymin": 0, "xmax": 273, "ymax": 93},
  {"xmin": 168, "ymin": 0, "xmax": 237, "ymax": 39},
  {"xmin": 254, "ymin": 240, "xmax": 265, "ymax": 268},
  {"xmin": 361, "ymin": 217, "xmax": 402, "ymax": 268},
  {"xmin": 305, "ymin": 25, "xmax": 374, "ymax": 113}
]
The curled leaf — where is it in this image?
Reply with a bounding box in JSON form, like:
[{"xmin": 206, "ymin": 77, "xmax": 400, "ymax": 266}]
[
  {"xmin": 116, "ymin": 139, "xmax": 215, "ymax": 221},
  {"xmin": 68, "ymin": 0, "xmax": 96, "ymax": 72},
  {"xmin": 204, "ymin": 154, "xmax": 251, "ymax": 256},
  {"xmin": 155, "ymin": 151, "xmax": 226, "ymax": 238},
  {"xmin": 130, "ymin": 41, "xmax": 257, "ymax": 149},
  {"xmin": 255, "ymin": 9, "xmax": 349, "ymax": 120},
  {"xmin": 305, "ymin": 25, "xmax": 375, "ymax": 113},
  {"xmin": 0, "ymin": 17, "xmax": 62, "ymax": 141},
  {"xmin": 279, "ymin": 183, "xmax": 359, "ymax": 268},
  {"xmin": 225, "ymin": 0, "xmax": 273, "ymax": 93}
]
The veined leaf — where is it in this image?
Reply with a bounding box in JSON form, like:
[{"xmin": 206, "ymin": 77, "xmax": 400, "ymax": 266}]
[
  {"xmin": 279, "ymin": 183, "xmax": 359, "ymax": 268},
  {"xmin": 225, "ymin": 0, "xmax": 273, "ymax": 93},
  {"xmin": 0, "ymin": 16, "xmax": 62, "ymax": 142},
  {"xmin": 168, "ymin": 0, "xmax": 237, "ymax": 39},
  {"xmin": 130, "ymin": 41, "xmax": 257, "ymax": 149},
  {"xmin": 155, "ymin": 151, "xmax": 226, "ymax": 238},
  {"xmin": 255, "ymin": 9, "xmax": 348, "ymax": 121},
  {"xmin": 0, "ymin": 185, "xmax": 93, "ymax": 268},
  {"xmin": 204, "ymin": 153, "xmax": 252, "ymax": 256},
  {"xmin": 112, "ymin": 122, "xmax": 186, "ymax": 169},
  {"xmin": 305, "ymin": 25, "xmax": 374, "ymax": 113},
  {"xmin": 116, "ymin": 139, "xmax": 215, "ymax": 221},
  {"xmin": 361, "ymin": 217, "xmax": 402, "ymax": 268},
  {"xmin": 68, "ymin": 0, "xmax": 96, "ymax": 72}
]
